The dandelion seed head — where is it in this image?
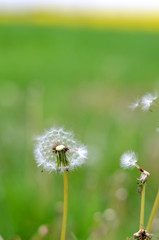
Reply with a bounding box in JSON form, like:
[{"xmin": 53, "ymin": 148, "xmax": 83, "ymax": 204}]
[
  {"xmin": 120, "ymin": 150, "xmax": 138, "ymax": 169},
  {"xmin": 34, "ymin": 127, "xmax": 87, "ymax": 172},
  {"xmin": 141, "ymin": 93, "xmax": 158, "ymax": 111}
]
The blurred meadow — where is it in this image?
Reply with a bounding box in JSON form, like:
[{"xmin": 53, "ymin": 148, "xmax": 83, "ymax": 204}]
[{"xmin": 0, "ymin": 12, "xmax": 159, "ymax": 240}]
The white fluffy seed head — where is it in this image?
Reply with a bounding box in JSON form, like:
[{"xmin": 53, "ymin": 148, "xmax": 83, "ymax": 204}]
[
  {"xmin": 141, "ymin": 93, "xmax": 158, "ymax": 111},
  {"xmin": 34, "ymin": 127, "xmax": 88, "ymax": 172},
  {"xmin": 120, "ymin": 150, "xmax": 138, "ymax": 169}
]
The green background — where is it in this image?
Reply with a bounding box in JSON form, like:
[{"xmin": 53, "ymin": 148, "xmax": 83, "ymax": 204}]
[{"xmin": 0, "ymin": 25, "xmax": 159, "ymax": 240}]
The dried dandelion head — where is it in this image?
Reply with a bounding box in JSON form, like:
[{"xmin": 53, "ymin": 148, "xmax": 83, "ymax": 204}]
[
  {"xmin": 133, "ymin": 229, "xmax": 152, "ymax": 240},
  {"xmin": 34, "ymin": 127, "xmax": 87, "ymax": 173},
  {"xmin": 138, "ymin": 170, "xmax": 150, "ymax": 185}
]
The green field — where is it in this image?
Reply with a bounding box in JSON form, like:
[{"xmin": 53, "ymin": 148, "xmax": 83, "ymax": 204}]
[{"xmin": 0, "ymin": 25, "xmax": 159, "ymax": 240}]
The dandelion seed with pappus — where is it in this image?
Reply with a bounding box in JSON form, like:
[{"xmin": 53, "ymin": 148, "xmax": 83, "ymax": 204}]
[
  {"xmin": 129, "ymin": 92, "xmax": 159, "ymax": 112},
  {"xmin": 141, "ymin": 93, "xmax": 158, "ymax": 111},
  {"xmin": 120, "ymin": 151, "xmax": 138, "ymax": 169},
  {"xmin": 34, "ymin": 127, "xmax": 88, "ymax": 240}
]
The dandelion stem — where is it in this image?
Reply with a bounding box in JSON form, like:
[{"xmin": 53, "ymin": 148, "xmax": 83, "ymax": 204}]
[
  {"xmin": 135, "ymin": 163, "xmax": 144, "ymax": 173},
  {"xmin": 60, "ymin": 170, "xmax": 68, "ymax": 240},
  {"xmin": 146, "ymin": 190, "xmax": 159, "ymax": 233},
  {"xmin": 139, "ymin": 184, "xmax": 145, "ymax": 229}
]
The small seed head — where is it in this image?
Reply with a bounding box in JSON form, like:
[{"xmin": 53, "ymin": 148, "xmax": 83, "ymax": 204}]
[{"xmin": 34, "ymin": 127, "xmax": 87, "ymax": 173}]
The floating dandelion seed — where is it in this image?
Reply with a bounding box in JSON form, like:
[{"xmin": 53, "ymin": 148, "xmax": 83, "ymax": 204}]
[
  {"xmin": 141, "ymin": 93, "xmax": 158, "ymax": 111},
  {"xmin": 129, "ymin": 92, "xmax": 158, "ymax": 112},
  {"xmin": 34, "ymin": 127, "xmax": 87, "ymax": 173}
]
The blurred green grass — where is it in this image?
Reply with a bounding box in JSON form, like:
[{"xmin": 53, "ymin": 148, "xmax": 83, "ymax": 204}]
[{"xmin": 0, "ymin": 25, "xmax": 159, "ymax": 240}]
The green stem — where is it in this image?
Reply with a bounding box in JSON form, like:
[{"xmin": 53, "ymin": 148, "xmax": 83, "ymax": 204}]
[
  {"xmin": 60, "ymin": 170, "xmax": 68, "ymax": 240},
  {"xmin": 139, "ymin": 184, "xmax": 145, "ymax": 229},
  {"xmin": 146, "ymin": 190, "xmax": 159, "ymax": 233}
]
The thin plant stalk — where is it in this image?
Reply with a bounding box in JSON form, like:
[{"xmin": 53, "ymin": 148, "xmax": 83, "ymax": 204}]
[
  {"xmin": 146, "ymin": 190, "xmax": 159, "ymax": 233},
  {"xmin": 60, "ymin": 170, "xmax": 68, "ymax": 240},
  {"xmin": 139, "ymin": 184, "xmax": 145, "ymax": 229}
]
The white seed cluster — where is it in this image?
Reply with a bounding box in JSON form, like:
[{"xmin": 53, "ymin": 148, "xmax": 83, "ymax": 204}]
[
  {"xmin": 34, "ymin": 127, "xmax": 87, "ymax": 172},
  {"xmin": 120, "ymin": 150, "xmax": 138, "ymax": 169},
  {"xmin": 129, "ymin": 92, "xmax": 158, "ymax": 111}
]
